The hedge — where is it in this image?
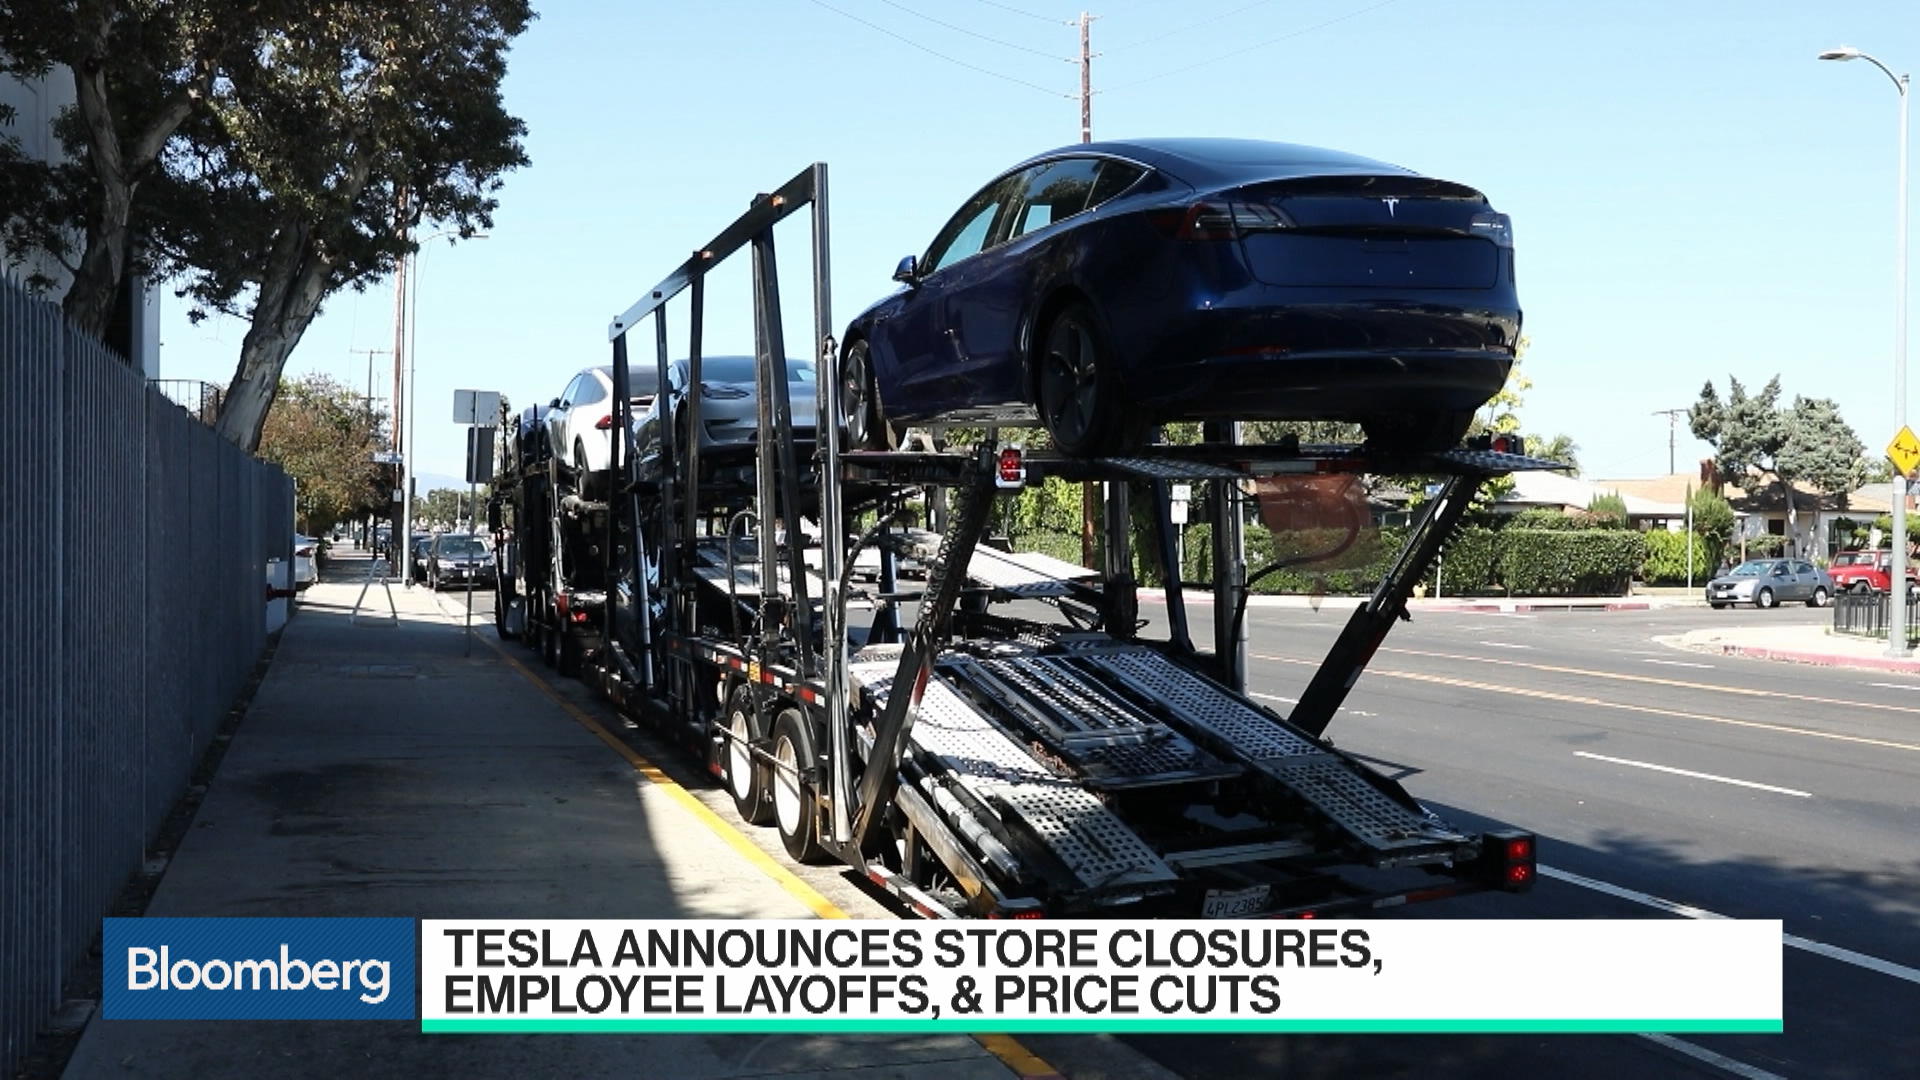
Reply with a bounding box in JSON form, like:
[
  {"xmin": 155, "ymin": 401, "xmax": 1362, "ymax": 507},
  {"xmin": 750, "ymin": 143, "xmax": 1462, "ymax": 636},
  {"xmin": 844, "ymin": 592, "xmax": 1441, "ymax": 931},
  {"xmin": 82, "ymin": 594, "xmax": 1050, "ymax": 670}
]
[
  {"xmin": 1642, "ymin": 529, "xmax": 1713, "ymax": 585},
  {"xmin": 1501, "ymin": 529, "xmax": 1647, "ymax": 595}
]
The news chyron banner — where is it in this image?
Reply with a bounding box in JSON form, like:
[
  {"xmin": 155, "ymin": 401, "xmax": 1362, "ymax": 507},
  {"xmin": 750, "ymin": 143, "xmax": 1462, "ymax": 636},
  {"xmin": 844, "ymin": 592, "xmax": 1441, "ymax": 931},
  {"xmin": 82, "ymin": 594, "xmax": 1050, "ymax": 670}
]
[{"xmin": 418, "ymin": 920, "xmax": 1782, "ymax": 1034}]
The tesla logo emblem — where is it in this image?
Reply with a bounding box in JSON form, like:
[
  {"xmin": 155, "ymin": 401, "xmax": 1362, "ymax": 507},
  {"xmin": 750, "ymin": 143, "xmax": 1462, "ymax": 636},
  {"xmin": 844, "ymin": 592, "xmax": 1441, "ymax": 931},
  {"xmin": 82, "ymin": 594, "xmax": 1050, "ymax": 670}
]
[{"xmin": 1381, "ymin": 197, "xmax": 1400, "ymax": 217}]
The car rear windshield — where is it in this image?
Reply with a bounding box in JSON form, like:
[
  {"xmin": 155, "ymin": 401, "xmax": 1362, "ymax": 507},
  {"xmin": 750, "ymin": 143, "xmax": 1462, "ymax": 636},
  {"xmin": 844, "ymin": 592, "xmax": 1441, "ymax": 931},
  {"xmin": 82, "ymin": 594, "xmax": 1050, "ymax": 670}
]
[{"xmin": 438, "ymin": 538, "xmax": 488, "ymax": 558}]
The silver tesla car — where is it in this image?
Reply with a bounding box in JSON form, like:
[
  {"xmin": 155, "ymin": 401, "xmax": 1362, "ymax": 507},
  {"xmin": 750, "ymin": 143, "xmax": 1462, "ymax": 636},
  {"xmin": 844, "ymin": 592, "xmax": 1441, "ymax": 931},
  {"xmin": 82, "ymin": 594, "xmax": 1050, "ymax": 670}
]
[{"xmin": 632, "ymin": 355, "xmax": 817, "ymax": 482}]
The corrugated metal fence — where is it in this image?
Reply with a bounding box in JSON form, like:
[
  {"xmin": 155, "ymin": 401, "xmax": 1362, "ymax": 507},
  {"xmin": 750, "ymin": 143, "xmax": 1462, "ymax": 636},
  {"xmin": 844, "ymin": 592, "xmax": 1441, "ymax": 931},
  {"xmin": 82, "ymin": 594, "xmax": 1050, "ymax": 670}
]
[{"xmin": 1, "ymin": 278, "xmax": 293, "ymax": 1071}]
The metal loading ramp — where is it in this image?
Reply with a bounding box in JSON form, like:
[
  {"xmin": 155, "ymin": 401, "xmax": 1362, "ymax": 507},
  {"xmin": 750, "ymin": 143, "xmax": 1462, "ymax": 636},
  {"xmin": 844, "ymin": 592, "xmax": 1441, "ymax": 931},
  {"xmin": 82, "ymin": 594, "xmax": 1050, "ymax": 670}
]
[
  {"xmin": 1072, "ymin": 647, "xmax": 1470, "ymax": 854},
  {"xmin": 849, "ymin": 655, "xmax": 1179, "ymax": 893},
  {"xmin": 877, "ymin": 529, "xmax": 1098, "ymax": 599}
]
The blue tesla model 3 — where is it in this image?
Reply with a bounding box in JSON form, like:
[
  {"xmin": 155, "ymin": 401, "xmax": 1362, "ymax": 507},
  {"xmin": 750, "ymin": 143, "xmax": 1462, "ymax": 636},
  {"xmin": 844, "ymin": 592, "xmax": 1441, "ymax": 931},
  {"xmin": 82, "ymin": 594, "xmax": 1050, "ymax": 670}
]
[{"xmin": 838, "ymin": 137, "xmax": 1521, "ymax": 455}]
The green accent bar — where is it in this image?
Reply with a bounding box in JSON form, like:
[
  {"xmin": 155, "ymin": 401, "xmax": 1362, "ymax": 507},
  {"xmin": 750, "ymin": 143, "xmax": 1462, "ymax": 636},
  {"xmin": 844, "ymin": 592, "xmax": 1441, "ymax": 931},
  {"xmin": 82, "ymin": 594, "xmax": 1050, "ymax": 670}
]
[{"xmin": 422, "ymin": 1018, "xmax": 1782, "ymax": 1035}]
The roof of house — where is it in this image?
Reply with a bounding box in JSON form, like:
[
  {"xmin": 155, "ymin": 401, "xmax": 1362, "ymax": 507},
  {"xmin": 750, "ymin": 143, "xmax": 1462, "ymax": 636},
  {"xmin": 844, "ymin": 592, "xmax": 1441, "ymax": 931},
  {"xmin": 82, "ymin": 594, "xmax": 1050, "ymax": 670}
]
[
  {"xmin": 1589, "ymin": 472, "xmax": 1898, "ymax": 517},
  {"xmin": 1499, "ymin": 472, "xmax": 1687, "ymax": 518}
]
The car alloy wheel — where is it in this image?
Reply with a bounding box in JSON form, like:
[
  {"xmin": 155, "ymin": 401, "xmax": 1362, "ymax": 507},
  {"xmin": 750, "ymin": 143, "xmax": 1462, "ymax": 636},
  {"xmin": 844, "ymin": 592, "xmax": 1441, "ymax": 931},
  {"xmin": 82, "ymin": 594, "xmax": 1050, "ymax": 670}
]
[
  {"xmin": 841, "ymin": 340, "xmax": 891, "ymax": 450},
  {"xmin": 1808, "ymin": 587, "xmax": 1829, "ymax": 608},
  {"xmin": 1755, "ymin": 587, "xmax": 1775, "ymax": 609},
  {"xmin": 1039, "ymin": 303, "xmax": 1131, "ymax": 456}
]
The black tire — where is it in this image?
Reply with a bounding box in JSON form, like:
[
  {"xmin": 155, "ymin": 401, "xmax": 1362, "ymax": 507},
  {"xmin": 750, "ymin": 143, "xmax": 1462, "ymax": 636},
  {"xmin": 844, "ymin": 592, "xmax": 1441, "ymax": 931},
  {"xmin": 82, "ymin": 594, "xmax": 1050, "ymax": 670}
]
[
  {"xmin": 1037, "ymin": 303, "xmax": 1138, "ymax": 456},
  {"xmin": 724, "ymin": 686, "xmax": 774, "ymax": 825},
  {"xmin": 1851, "ymin": 581, "xmax": 1872, "ymax": 595},
  {"xmin": 1755, "ymin": 587, "xmax": 1776, "ymax": 610},
  {"xmin": 574, "ymin": 440, "xmax": 598, "ymax": 498},
  {"xmin": 771, "ymin": 707, "xmax": 829, "ymax": 864},
  {"xmin": 541, "ymin": 617, "xmax": 560, "ymax": 668},
  {"xmin": 557, "ymin": 625, "xmax": 582, "ymax": 677},
  {"xmin": 1807, "ymin": 587, "xmax": 1829, "ymax": 609},
  {"xmin": 1364, "ymin": 411, "xmax": 1476, "ymax": 454},
  {"xmin": 1709, "ymin": 601, "xmax": 1727, "ymax": 610},
  {"xmin": 841, "ymin": 339, "xmax": 894, "ymax": 451}
]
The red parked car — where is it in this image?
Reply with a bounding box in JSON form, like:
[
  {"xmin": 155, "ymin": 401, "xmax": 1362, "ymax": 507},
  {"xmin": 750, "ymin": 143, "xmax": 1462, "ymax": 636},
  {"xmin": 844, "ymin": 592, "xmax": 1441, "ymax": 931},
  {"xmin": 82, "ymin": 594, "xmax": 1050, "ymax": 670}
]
[{"xmin": 1825, "ymin": 550, "xmax": 1918, "ymax": 595}]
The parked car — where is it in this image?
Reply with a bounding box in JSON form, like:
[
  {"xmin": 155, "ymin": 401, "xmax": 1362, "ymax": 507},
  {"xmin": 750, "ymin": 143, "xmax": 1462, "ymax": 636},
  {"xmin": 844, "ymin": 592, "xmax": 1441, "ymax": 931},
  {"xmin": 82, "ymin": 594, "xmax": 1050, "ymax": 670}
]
[
  {"xmin": 632, "ymin": 355, "xmax": 818, "ymax": 482},
  {"xmin": 409, "ymin": 533, "xmax": 436, "ymax": 578},
  {"xmin": 292, "ymin": 534, "xmax": 318, "ymax": 591},
  {"xmin": 545, "ymin": 366, "xmax": 656, "ymax": 482},
  {"xmin": 1706, "ymin": 558, "xmax": 1833, "ymax": 609},
  {"xmin": 838, "ymin": 137, "xmax": 1520, "ymax": 455},
  {"xmin": 1824, "ymin": 549, "xmax": 1918, "ymax": 595},
  {"xmin": 426, "ymin": 533, "xmax": 495, "ymax": 590}
]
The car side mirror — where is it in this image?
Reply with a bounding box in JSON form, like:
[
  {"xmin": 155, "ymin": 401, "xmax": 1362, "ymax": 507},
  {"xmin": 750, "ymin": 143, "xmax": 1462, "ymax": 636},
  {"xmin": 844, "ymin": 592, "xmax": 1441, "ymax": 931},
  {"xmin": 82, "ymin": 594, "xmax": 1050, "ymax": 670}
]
[
  {"xmin": 893, "ymin": 255, "xmax": 918, "ymax": 284},
  {"xmin": 549, "ymin": 397, "xmax": 561, "ymax": 408}
]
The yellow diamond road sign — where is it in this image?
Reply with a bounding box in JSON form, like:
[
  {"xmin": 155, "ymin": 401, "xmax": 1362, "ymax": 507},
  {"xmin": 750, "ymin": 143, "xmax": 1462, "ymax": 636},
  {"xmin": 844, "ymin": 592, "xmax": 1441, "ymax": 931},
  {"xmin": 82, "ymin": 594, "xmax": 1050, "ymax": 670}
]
[{"xmin": 1888, "ymin": 426, "xmax": 1920, "ymax": 478}]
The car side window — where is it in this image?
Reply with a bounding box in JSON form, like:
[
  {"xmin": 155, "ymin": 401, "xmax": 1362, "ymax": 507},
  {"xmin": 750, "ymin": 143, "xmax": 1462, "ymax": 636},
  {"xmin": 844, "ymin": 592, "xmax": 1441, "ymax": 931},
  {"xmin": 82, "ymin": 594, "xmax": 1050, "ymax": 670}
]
[
  {"xmin": 1794, "ymin": 561, "xmax": 1815, "ymax": 575},
  {"xmin": 560, "ymin": 375, "xmax": 585, "ymax": 407},
  {"xmin": 1006, "ymin": 158, "xmax": 1104, "ymax": 241},
  {"xmin": 1087, "ymin": 159, "xmax": 1146, "ymax": 208},
  {"xmin": 923, "ymin": 179, "xmax": 1012, "ymax": 274},
  {"xmin": 576, "ymin": 375, "xmax": 608, "ymax": 405}
]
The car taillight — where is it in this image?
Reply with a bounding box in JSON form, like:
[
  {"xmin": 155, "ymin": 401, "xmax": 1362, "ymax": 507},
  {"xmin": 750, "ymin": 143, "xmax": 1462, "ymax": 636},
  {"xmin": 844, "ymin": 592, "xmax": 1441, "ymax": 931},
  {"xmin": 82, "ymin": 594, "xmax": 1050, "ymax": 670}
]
[
  {"xmin": 1153, "ymin": 200, "xmax": 1292, "ymax": 240},
  {"xmin": 294, "ymin": 546, "xmax": 314, "ymax": 558},
  {"xmin": 1489, "ymin": 433, "xmax": 1525, "ymax": 456},
  {"xmin": 1469, "ymin": 210, "xmax": 1514, "ymax": 247},
  {"xmin": 595, "ymin": 414, "xmax": 614, "ymax": 430}
]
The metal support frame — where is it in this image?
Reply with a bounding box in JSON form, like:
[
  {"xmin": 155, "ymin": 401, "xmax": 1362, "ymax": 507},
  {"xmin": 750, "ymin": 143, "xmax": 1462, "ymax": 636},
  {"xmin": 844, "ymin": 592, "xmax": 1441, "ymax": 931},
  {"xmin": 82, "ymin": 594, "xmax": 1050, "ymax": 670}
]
[
  {"xmin": 1206, "ymin": 421, "xmax": 1247, "ymax": 690},
  {"xmin": 750, "ymin": 226, "xmax": 816, "ymax": 676},
  {"xmin": 847, "ymin": 460, "xmax": 996, "ymax": 855},
  {"xmin": 1100, "ymin": 479, "xmax": 1136, "ymax": 637},
  {"xmin": 1289, "ymin": 473, "xmax": 1481, "ymax": 738},
  {"xmin": 1149, "ymin": 479, "xmax": 1193, "ymax": 654}
]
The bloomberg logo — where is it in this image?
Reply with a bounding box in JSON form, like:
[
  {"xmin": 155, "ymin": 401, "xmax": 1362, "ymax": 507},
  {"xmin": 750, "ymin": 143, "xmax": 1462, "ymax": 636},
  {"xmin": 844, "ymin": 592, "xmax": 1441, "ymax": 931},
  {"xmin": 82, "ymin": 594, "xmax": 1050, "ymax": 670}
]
[{"xmin": 104, "ymin": 917, "xmax": 416, "ymax": 1020}]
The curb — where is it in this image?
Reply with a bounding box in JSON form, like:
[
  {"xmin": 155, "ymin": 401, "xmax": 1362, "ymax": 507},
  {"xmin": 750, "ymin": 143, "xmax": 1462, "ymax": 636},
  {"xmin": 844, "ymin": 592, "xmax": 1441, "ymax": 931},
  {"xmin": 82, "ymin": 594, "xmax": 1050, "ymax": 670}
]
[{"xmin": 1693, "ymin": 641, "xmax": 1920, "ymax": 674}]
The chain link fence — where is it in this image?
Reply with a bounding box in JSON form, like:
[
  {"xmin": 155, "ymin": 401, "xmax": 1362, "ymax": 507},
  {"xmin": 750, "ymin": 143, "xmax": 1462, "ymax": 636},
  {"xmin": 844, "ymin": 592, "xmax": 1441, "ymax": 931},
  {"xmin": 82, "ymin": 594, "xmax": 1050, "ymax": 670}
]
[{"xmin": 1, "ymin": 278, "xmax": 293, "ymax": 1072}]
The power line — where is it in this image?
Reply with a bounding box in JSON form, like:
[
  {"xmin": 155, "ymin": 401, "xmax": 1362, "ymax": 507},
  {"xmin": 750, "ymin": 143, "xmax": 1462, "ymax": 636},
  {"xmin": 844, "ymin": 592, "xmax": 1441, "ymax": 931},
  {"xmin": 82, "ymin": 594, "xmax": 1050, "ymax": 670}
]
[
  {"xmin": 1103, "ymin": 0, "xmax": 1403, "ymax": 93},
  {"xmin": 969, "ymin": 0, "xmax": 1071, "ymax": 24},
  {"xmin": 871, "ymin": 0, "xmax": 1070, "ymax": 60},
  {"xmin": 1103, "ymin": 0, "xmax": 1281, "ymax": 54},
  {"xmin": 806, "ymin": 0, "xmax": 1071, "ymax": 97}
]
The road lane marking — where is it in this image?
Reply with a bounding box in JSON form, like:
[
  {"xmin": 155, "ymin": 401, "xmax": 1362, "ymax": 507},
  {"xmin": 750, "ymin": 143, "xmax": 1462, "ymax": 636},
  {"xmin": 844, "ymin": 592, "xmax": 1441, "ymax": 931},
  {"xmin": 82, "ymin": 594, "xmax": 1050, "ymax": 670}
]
[
  {"xmin": 1251, "ymin": 690, "xmax": 1375, "ymax": 718},
  {"xmin": 1643, "ymin": 658, "xmax": 1714, "ymax": 669},
  {"xmin": 1477, "ymin": 640, "xmax": 1534, "ymax": 650},
  {"xmin": 1377, "ymin": 645, "xmax": 1920, "ymax": 719},
  {"xmin": 1868, "ymin": 682, "xmax": 1920, "ymax": 691},
  {"xmin": 1571, "ymin": 751, "xmax": 1811, "ymax": 798},
  {"xmin": 1539, "ymin": 864, "xmax": 1920, "ymax": 987},
  {"xmin": 1253, "ymin": 653, "xmax": 1920, "ymax": 754},
  {"xmin": 1637, "ymin": 1034, "xmax": 1786, "ymax": 1080}
]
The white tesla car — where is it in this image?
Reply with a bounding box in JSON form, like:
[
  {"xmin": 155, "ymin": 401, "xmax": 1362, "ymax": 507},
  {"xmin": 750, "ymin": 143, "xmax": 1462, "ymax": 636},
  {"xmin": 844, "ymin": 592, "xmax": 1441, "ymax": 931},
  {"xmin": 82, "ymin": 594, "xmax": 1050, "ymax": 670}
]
[{"xmin": 544, "ymin": 365, "xmax": 654, "ymax": 481}]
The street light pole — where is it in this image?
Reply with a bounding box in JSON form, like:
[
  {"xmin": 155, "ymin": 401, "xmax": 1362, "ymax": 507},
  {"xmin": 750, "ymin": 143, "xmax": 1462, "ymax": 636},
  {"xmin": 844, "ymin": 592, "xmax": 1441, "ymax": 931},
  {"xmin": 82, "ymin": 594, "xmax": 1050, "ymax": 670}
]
[{"xmin": 1823, "ymin": 46, "xmax": 1911, "ymax": 656}]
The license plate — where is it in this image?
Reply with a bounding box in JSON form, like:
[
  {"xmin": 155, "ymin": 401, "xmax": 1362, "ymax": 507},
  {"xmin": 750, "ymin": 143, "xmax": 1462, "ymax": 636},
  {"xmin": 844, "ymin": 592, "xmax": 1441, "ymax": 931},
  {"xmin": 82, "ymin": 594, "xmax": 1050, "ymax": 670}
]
[{"xmin": 1201, "ymin": 884, "xmax": 1271, "ymax": 918}]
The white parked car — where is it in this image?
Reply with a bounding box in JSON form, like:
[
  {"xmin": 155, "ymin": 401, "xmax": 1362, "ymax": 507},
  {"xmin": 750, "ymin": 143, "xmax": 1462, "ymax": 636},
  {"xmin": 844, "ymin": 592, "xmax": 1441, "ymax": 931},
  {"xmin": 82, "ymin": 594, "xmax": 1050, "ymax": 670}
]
[
  {"xmin": 292, "ymin": 534, "xmax": 319, "ymax": 591},
  {"xmin": 545, "ymin": 365, "xmax": 655, "ymax": 483}
]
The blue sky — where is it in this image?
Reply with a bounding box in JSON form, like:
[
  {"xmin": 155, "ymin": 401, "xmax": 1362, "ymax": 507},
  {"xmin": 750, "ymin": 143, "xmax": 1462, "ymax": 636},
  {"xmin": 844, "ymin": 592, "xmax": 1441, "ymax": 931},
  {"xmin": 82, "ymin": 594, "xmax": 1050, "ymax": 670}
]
[{"xmin": 154, "ymin": 0, "xmax": 1918, "ymax": 486}]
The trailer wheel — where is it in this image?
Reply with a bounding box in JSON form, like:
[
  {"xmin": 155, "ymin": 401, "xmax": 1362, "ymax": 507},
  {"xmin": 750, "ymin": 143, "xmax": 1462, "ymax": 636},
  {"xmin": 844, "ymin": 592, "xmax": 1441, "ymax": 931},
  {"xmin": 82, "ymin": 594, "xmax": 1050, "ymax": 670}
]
[
  {"xmin": 771, "ymin": 707, "xmax": 829, "ymax": 864},
  {"xmin": 724, "ymin": 686, "xmax": 774, "ymax": 825},
  {"xmin": 557, "ymin": 624, "xmax": 583, "ymax": 677}
]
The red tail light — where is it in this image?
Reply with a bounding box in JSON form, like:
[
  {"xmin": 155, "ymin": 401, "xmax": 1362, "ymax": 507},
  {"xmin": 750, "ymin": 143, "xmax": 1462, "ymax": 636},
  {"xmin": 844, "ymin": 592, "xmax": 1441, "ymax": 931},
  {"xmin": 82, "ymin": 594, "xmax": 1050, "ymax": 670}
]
[
  {"xmin": 1489, "ymin": 434, "xmax": 1524, "ymax": 455},
  {"xmin": 294, "ymin": 546, "xmax": 314, "ymax": 558},
  {"xmin": 1152, "ymin": 200, "xmax": 1292, "ymax": 240},
  {"xmin": 1485, "ymin": 830, "xmax": 1536, "ymax": 893},
  {"xmin": 988, "ymin": 898, "xmax": 1045, "ymax": 919},
  {"xmin": 595, "ymin": 414, "xmax": 614, "ymax": 430},
  {"xmin": 997, "ymin": 447, "xmax": 1025, "ymax": 485}
]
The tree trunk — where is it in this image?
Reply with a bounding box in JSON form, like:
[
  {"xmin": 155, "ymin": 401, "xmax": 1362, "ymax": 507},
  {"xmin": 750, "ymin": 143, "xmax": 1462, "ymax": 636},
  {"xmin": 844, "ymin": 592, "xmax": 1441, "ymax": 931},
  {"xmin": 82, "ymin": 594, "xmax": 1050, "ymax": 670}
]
[
  {"xmin": 216, "ymin": 232, "xmax": 333, "ymax": 452},
  {"xmin": 1781, "ymin": 476, "xmax": 1797, "ymax": 556}
]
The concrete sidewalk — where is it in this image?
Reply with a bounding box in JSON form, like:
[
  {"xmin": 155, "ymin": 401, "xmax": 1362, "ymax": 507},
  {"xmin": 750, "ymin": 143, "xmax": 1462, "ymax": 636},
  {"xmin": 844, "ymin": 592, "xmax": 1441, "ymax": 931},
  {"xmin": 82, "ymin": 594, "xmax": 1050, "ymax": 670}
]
[
  {"xmin": 63, "ymin": 551, "xmax": 1030, "ymax": 1080},
  {"xmin": 1668, "ymin": 621, "xmax": 1920, "ymax": 674}
]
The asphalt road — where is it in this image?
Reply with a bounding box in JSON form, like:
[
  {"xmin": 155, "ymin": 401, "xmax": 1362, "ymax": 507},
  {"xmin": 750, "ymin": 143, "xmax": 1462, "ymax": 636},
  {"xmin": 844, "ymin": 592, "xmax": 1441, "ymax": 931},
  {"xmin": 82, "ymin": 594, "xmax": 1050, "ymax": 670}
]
[{"xmin": 433, "ymin": 576, "xmax": 1917, "ymax": 1080}]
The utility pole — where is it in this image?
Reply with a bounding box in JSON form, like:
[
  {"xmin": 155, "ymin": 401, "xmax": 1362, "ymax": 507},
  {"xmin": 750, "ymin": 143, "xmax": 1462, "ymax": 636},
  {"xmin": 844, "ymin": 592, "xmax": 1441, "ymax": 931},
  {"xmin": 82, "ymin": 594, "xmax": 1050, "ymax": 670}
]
[
  {"xmin": 350, "ymin": 348, "xmax": 390, "ymax": 426},
  {"xmin": 1078, "ymin": 12, "xmax": 1094, "ymax": 144},
  {"xmin": 1652, "ymin": 408, "xmax": 1686, "ymax": 475},
  {"xmin": 390, "ymin": 201, "xmax": 411, "ymax": 581}
]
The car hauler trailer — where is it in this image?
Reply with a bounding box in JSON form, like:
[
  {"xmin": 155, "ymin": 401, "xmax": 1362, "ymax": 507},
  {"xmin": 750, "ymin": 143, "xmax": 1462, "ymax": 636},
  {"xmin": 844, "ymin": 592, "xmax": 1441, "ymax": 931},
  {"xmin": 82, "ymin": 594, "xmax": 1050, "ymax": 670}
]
[{"xmin": 493, "ymin": 163, "xmax": 1561, "ymax": 919}]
